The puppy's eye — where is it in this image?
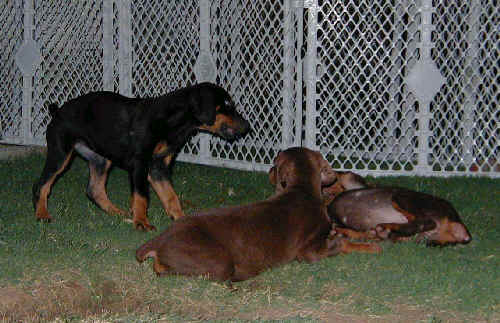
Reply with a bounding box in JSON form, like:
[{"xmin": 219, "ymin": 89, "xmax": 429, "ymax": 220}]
[{"xmin": 224, "ymin": 99, "xmax": 232, "ymax": 107}]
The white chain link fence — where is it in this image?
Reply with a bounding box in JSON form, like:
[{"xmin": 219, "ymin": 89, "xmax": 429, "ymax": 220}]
[{"xmin": 1, "ymin": 0, "xmax": 498, "ymax": 177}]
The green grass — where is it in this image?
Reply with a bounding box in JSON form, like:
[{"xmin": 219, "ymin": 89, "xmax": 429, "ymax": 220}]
[{"xmin": 0, "ymin": 153, "xmax": 498, "ymax": 322}]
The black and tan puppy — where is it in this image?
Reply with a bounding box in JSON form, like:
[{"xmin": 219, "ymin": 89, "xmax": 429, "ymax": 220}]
[
  {"xmin": 326, "ymin": 172, "xmax": 472, "ymax": 246},
  {"xmin": 33, "ymin": 83, "xmax": 250, "ymax": 231},
  {"xmin": 136, "ymin": 148, "xmax": 379, "ymax": 283}
]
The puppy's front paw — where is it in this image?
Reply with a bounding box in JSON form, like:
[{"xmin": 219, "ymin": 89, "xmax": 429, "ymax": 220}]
[{"xmin": 134, "ymin": 221, "xmax": 157, "ymax": 232}]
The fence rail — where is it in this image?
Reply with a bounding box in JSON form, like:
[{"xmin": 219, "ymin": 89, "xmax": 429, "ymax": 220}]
[{"xmin": 1, "ymin": 0, "xmax": 498, "ymax": 177}]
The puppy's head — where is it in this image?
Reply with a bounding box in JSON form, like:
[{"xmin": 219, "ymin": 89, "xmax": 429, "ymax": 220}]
[
  {"xmin": 322, "ymin": 171, "xmax": 368, "ymax": 198},
  {"xmin": 193, "ymin": 82, "xmax": 250, "ymax": 141},
  {"xmin": 269, "ymin": 147, "xmax": 337, "ymax": 194}
]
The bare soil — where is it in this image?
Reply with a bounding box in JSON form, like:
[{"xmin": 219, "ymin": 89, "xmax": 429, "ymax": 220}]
[{"xmin": 1, "ymin": 273, "xmax": 496, "ymax": 323}]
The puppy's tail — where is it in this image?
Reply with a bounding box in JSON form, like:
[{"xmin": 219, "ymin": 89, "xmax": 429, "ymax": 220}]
[
  {"xmin": 136, "ymin": 239, "xmax": 157, "ymax": 263},
  {"xmin": 46, "ymin": 102, "xmax": 59, "ymax": 117}
]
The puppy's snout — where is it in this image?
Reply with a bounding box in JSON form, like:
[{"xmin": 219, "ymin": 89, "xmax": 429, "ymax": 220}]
[
  {"xmin": 238, "ymin": 118, "xmax": 251, "ymax": 136},
  {"xmin": 220, "ymin": 115, "xmax": 250, "ymax": 140}
]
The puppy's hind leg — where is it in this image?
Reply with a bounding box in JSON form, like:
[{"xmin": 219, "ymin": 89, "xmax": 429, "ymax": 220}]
[
  {"xmin": 335, "ymin": 239, "xmax": 382, "ymax": 254},
  {"xmin": 75, "ymin": 142, "xmax": 128, "ymax": 217},
  {"xmin": 328, "ymin": 230, "xmax": 382, "ymax": 254},
  {"xmin": 158, "ymin": 228, "xmax": 235, "ymax": 282},
  {"xmin": 33, "ymin": 125, "xmax": 74, "ymax": 222},
  {"xmin": 136, "ymin": 242, "xmax": 171, "ymax": 276}
]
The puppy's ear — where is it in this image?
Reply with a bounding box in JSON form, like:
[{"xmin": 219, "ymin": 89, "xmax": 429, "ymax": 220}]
[
  {"xmin": 340, "ymin": 171, "xmax": 368, "ymax": 190},
  {"xmin": 319, "ymin": 157, "xmax": 337, "ymax": 187},
  {"xmin": 190, "ymin": 86, "xmax": 217, "ymax": 125},
  {"xmin": 270, "ymin": 151, "xmax": 288, "ymax": 193}
]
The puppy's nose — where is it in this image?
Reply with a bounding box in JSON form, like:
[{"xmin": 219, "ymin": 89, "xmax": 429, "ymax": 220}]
[
  {"xmin": 236, "ymin": 118, "xmax": 251, "ymax": 136},
  {"xmin": 240, "ymin": 119, "xmax": 251, "ymax": 135}
]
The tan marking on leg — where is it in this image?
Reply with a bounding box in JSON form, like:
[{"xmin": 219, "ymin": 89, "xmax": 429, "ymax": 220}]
[
  {"xmin": 131, "ymin": 192, "xmax": 155, "ymax": 231},
  {"xmin": 153, "ymin": 257, "xmax": 169, "ymax": 276},
  {"xmin": 393, "ymin": 236, "xmax": 412, "ymax": 242},
  {"xmin": 375, "ymin": 223, "xmax": 405, "ymax": 240},
  {"xmin": 379, "ymin": 223, "xmax": 403, "ymax": 231},
  {"xmin": 339, "ymin": 239, "xmax": 382, "ymax": 254},
  {"xmin": 35, "ymin": 180, "xmax": 55, "ymax": 221},
  {"xmin": 335, "ymin": 227, "xmax": 378, "ymax": 240},
  {"xmin": 148, "ymin": 176, "xmax": 185, "ymax": 220},
  {"xmin": 392, "ymin": 201, "xmax": 416, "ymax": 221},
  {"xmin": 88, "ymin": 160, "xmax": 128, "ymax": 217},
  {"xmin": 163, "ymin": 154, "xmax": 173, "ymax": 166},
  {"xmin": 35, "ymin": 151, "xmax": 73, "ymax": 221}
]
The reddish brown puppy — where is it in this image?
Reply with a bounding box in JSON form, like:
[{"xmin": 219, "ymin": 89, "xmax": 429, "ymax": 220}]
[
  {"xmin": 326, "ymin": 172, "xmax": 472, "ymax": 246},
  {"xmin": 136, "ymin": 147, "xmax": 378, "ymax": 283}
]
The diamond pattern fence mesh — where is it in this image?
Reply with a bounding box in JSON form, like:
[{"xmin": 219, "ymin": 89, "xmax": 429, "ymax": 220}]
[
  {"xmin": 1, "ymin": 0, "xmax": 498, "ymax": 177},
  {"xmin": 0, "ymin": 0, "xmax": 24, "ymax": 143}
]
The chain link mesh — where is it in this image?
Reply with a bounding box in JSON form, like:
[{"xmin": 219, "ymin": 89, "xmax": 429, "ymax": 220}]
[
  {"xmin": 315, "ymin": 0, "xmax": 498, "ymax": 175},
  {"xmin": 316, "ymin": 0, "xmax": 421, "ymax": 173},
  {"xmin": 31, "ymin": 0, "xmax": 104, "ymax": 141},
  {"xmin": 2, "ymin": 0, "xmax": 498, "ymax": 176},
  {"xmin": 131, "ymin": 0, "xmax": 201, "ymax": 155},
  {"xmin": 430, "ymin": 0, "xmax": 499, "ymax": 173},
  {"xmin": 113, "ymin": 2, "xmax": 120, "ymax": 92},
  {"xmin": 0, "ymin": 0, "xmax": 24, "ymax": 141},
  {"xmin": 210, "ymin": 0, "xmax": 300, "ymax": 166}
]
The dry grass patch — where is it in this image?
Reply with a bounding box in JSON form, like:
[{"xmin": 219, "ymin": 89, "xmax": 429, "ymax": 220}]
[
  {"xmin": 0, "ymin": 269, "xmax": 152, "ymax": 322},
  {"xmin": 1, "ymin": 268, "xmax": 498, "ymax": 323}
]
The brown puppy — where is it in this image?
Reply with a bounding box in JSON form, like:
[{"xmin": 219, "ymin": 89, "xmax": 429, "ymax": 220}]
[
  {"xmin": 327, "ymin": 172, "xmax": 472, "ymax": 246},
  {"xmin": 137, "ymin": 147, "xmax": 370, "ymax": 283}
]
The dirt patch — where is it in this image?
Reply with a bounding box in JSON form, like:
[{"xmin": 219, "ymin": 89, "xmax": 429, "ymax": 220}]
[
  {"xmin": 0, "ymin": 287, "xmax": 37, "ymax": 321},
  {"xmin": 0, "ymin": 276, "xmax": 146, "ymax": 322},
  {"xmin": 1, "ymin": 274, "xmax": 496, "ymax": 322}
]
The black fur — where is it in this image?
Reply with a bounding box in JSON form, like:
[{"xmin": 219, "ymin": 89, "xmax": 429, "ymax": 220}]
[{"xmin": 33, "ymin": 82, "xmax": 250, "ymax": 230}]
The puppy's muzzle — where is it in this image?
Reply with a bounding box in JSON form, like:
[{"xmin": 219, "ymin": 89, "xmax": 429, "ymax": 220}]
[{"xmin": 220, "ymin": 118, "xmax": 250, "ymax": 140}]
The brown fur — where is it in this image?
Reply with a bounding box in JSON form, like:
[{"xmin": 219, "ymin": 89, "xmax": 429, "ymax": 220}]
[
  {"xmin": 137, "ymin": 147, "xmax": 357, "ymax": 282},
  {"xmin": 327, "ymin": 172, "xmax": 472, "ymax": 246}
]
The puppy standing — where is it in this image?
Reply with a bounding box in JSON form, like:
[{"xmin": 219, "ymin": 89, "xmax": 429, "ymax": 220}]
[
  {"xmin": 33, "ymin": 83, "xmax": 250, "ymax": 231},
  {"xmin": 137, "ymin": 147, "xmax": 379, "ymax": 283}
]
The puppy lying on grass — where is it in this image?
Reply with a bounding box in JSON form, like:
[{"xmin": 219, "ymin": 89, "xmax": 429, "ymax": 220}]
[
  {"xmin": 136, "ymin": 147, "xmax": 379, "ymax": 283},
  {"xmin": 325, "ymin": 171, "xmax": 472, "ymax": 246}
]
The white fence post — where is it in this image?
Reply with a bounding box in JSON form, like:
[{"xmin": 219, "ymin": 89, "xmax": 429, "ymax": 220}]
[
  {"xmin": 118, "ymin": 0, "xmax": 132, "ymax": 97},
  {"xmin": 281, "ymin": 0, "xmax": 293, "ymax": 149},
  {"xmin": 195, "ymin": 0, "xmax": 217, "ymax": 160},
  {"xmin": 294, "ymin": 2, "xmax": 304, "ymax": 148},
  {"xmin": 283, "ymin": 0, "xmax": 304, "ymax": 148},
  {"xmin": 102, "ymin": 0, "xmax": 114, "ymax": 92},
  {"xmin": 463, "ymin": 3, "xmax": 481, "ymax": 167},
  {"xmin": 385, "ymin": 3, "xmax": 405, "ymax": 161},
  {"xmin": 304, "ymin": 0, "xmax": 318, "ymax": 150},
  {"xmin": 14, "ymin": 0, "xmax": 40, "ymax": 145},
  {"xmin": 405, "ymin": 0, "xmax": 445, "ymax": 175}
]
